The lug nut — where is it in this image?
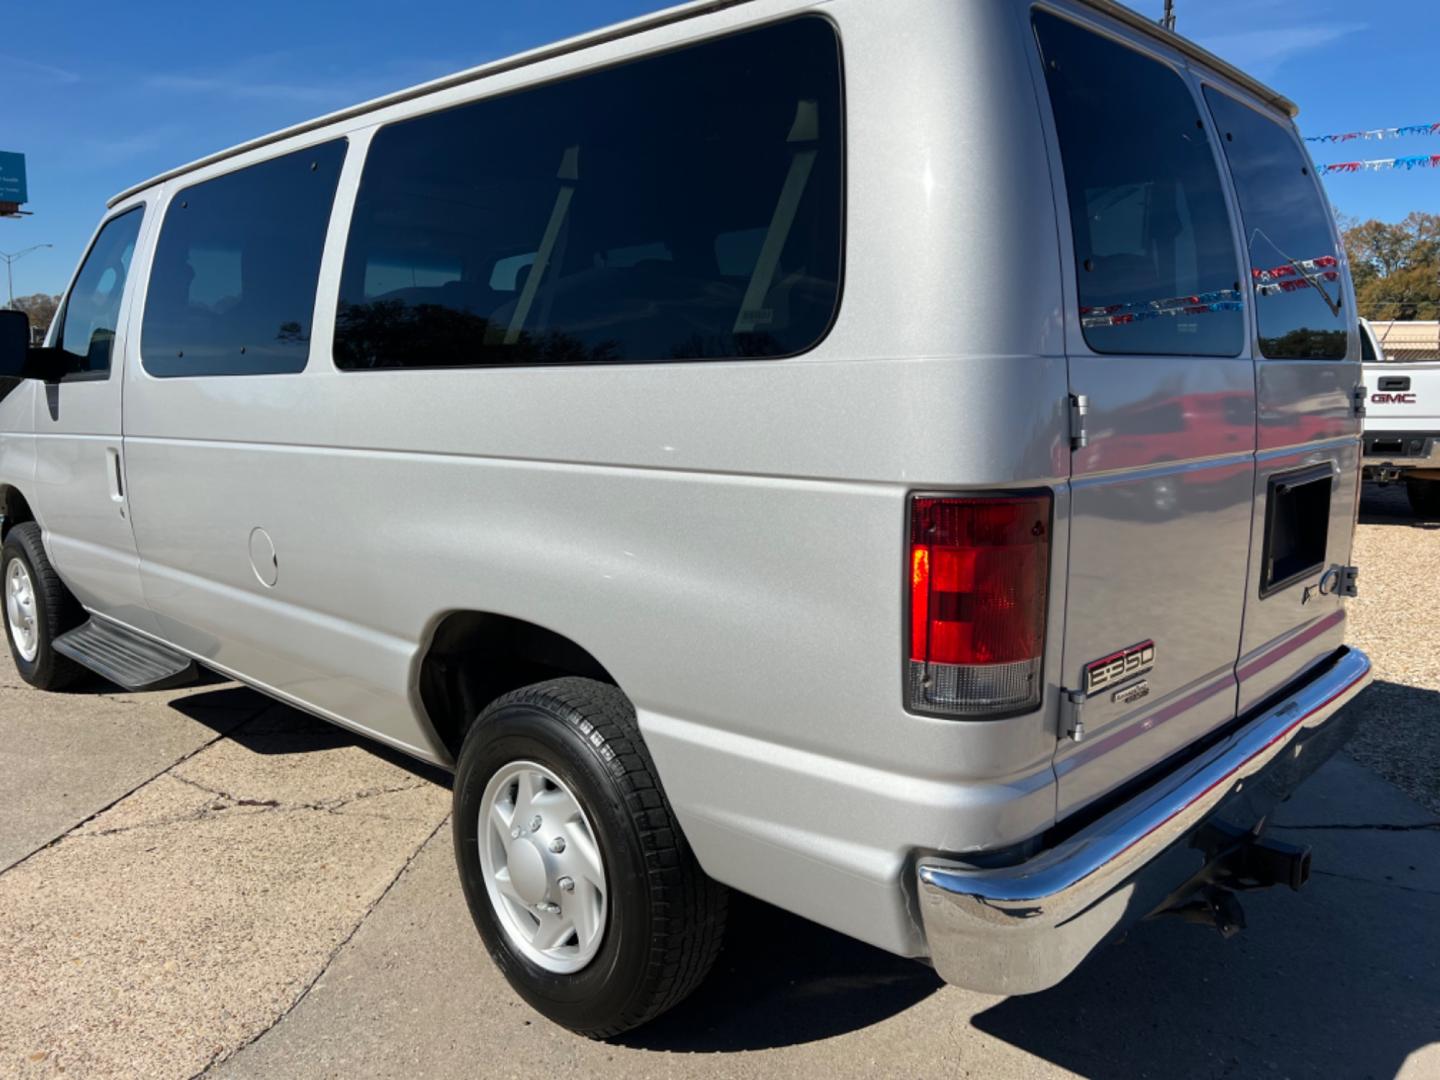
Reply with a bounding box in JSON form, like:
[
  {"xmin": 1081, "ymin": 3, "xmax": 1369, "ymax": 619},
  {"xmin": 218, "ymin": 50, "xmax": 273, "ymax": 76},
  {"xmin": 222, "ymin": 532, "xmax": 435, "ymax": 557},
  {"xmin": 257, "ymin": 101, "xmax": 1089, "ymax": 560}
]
[
  {"xmin": 549, "ymin": 837, "xmax": 566, "ymax": 853},
  {"xmin": 536, "ymin": 901, "xmax": 561, "ymax": 914},
  {"xmin": 558, "ymin": 876, "xmax": 575, "ymax": 893},
  {"xmin": 529, "ymin": 815, "xmax": 543, "ymax": 832},
  {"xmin": 510, "ymin": 827, "xmax": 521, "ymax": 839}
]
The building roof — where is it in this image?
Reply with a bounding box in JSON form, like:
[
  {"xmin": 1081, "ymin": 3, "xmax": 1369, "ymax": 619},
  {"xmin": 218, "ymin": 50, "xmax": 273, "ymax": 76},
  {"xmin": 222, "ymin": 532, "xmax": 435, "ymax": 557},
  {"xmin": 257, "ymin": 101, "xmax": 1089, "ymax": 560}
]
[{"xmin": 1370, "ymin": 321, "xmax": 1440, "ymax": 361}]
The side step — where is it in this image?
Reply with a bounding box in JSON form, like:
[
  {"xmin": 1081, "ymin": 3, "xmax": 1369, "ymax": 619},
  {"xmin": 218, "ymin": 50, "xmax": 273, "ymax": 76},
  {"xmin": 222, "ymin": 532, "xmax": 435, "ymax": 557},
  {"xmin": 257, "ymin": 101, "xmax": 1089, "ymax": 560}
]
[{"xmin": 52, "ymin": 618, "xmax": 198, "ymax": 691}]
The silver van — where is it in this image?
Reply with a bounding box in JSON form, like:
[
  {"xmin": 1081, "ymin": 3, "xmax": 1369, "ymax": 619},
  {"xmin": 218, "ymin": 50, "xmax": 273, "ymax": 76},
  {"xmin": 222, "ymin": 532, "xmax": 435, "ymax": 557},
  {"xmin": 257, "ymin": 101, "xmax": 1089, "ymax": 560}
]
[{"xmin": 0, "ymin": 0, "xmax": 1372, "ymax": 1036}]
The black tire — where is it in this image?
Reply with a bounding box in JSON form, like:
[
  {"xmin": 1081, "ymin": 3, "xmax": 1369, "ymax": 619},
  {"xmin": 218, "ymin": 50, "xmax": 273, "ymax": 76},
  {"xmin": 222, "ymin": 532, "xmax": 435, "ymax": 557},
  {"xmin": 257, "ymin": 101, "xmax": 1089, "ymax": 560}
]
[
  {"xmin": 1, "ymin": 522, "xmax": 86, "ymax": 690},
  {"xmin": 1406, "ymin": 478, "xmax": 1440, "ymax": 518},
  {"xmin": 452, "ymin": 677, "xmax": 726, "ymax": 1037}
]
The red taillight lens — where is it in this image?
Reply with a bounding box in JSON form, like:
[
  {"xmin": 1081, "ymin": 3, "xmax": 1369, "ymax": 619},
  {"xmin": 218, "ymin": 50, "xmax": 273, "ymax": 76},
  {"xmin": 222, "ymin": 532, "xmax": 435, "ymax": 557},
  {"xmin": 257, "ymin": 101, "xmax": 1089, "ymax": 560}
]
[{"xmin": 907, "ymin": 493, "xmax": 1051, "ymax": 717}]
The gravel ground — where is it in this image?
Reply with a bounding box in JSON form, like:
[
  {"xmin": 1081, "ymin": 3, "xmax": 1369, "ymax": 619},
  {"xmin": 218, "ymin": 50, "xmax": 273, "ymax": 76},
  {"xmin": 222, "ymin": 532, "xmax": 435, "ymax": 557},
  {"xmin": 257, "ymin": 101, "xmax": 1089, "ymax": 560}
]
[{"xmin": 1345, "ymin": 480, "xmax": 1440, "ymax": 814}]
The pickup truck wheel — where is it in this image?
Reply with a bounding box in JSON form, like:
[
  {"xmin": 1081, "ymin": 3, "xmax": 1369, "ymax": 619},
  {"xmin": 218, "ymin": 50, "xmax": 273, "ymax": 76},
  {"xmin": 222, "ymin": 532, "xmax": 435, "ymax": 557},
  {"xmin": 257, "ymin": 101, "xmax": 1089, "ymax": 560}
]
[
  {"xmin": 1406, "ymin": 478, "xmax": 1440, "ymax": 518},
  {"xmin": 452, "ymin": 677, "xmax": 726, "ymax": 1037},
  {"xmin": 1, "ymin": 523, "xmax": 85, "ymax": 690}
]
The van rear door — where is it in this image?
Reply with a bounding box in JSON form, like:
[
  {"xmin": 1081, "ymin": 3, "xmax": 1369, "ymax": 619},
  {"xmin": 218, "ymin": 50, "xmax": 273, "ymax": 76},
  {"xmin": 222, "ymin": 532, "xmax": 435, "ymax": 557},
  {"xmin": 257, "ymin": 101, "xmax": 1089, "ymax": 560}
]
[
  {"xmin": 1201, "ymin": 86, "xmax": 1362, "ymax": 712},
  {"xmin": 1032, "ymin": 11, "xmax": 1257, "ymax": 817}
]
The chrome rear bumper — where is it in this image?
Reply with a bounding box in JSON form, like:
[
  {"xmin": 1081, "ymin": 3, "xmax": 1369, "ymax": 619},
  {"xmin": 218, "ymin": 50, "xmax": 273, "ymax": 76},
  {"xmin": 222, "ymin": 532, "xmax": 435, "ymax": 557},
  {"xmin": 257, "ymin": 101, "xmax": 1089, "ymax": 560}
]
[{"xmin": 916, "ymin": 646, "xmax": 1372, "ymax": 995}]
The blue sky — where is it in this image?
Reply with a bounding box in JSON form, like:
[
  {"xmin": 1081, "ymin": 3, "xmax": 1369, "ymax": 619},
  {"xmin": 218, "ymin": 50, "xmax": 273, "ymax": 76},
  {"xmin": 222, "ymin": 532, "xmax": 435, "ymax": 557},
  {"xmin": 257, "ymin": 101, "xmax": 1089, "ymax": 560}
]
[{"xmin": 4, "ymin": 0, "xmax": 1436, "ymax": 297}]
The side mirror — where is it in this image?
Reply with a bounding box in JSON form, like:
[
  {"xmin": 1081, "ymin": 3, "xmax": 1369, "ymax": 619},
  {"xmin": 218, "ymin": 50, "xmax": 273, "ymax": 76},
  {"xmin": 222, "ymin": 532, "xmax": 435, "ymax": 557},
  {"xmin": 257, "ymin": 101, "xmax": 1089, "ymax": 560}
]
[{"xmin": 0, "ymin": 309, "xmax": 29, "ymax": 379}]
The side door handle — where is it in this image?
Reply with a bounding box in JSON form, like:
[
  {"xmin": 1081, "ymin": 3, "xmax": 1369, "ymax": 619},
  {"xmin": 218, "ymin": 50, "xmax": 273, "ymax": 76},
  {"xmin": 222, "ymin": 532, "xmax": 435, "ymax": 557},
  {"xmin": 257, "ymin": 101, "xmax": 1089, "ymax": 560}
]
[{"xmin": 106, "ymin": 447, "xmax": 126, "ymax": 515}]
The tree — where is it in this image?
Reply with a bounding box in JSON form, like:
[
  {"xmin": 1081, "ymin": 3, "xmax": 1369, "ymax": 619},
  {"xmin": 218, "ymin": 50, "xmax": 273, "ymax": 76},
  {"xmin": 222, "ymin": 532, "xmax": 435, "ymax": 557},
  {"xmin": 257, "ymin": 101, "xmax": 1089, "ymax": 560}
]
[
  {"xmin": 11, "ymin": 293, "xmax": 60, "ymax": 339},
  {"xmin": 1339, "ymin": 212, "xmax": 1440, "ymax": 321}
]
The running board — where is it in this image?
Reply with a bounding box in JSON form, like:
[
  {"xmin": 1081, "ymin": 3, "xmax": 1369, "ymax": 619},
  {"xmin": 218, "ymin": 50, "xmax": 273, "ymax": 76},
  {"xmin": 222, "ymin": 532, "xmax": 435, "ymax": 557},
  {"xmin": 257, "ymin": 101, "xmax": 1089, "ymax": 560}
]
[{"xmin": 52, "ymin": 619, "xmax": 198, "ymax": 691}]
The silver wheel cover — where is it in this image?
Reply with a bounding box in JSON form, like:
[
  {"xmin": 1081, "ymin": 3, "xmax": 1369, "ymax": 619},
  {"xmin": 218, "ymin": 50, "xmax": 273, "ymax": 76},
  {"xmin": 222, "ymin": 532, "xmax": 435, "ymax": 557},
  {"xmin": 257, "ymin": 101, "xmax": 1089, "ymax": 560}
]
[
  {"xmin": 5, "ymin": 558, "xmax": 39, "ymax": 663},
  {"xmin": 478, "ymin": 760, "xmax": 608, "ymax": 973}
]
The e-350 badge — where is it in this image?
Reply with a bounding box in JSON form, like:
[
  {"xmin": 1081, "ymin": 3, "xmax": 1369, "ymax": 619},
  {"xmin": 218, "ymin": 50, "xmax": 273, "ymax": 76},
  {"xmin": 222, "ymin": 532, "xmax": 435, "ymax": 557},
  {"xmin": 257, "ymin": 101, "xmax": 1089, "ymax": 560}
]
[{"xmin": 1084, "ymin": 640, "xmax": 1155, "ymax": 695}]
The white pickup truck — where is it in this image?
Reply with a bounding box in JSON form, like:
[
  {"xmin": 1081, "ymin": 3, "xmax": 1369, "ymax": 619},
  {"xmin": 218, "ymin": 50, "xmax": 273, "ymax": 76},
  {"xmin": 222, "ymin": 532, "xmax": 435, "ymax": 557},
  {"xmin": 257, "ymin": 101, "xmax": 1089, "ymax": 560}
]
[{"xmin": 1362, "ymin": 318, "xmax": 1440, "ymax": 516}]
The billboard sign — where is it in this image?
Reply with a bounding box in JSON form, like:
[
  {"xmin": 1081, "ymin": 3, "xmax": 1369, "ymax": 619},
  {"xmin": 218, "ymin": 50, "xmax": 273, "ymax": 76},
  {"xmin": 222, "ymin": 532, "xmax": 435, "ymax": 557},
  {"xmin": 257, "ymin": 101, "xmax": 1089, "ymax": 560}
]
[{"xmin": 0, "ymin": 152, "xmax": 28, "ymax": 205}]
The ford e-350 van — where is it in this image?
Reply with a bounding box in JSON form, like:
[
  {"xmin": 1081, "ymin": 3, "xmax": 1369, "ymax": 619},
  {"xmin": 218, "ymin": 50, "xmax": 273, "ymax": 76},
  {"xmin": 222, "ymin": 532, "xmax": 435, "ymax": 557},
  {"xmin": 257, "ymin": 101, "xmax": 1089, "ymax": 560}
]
[{"xmin": 0, "ymin": 0, "xmax": 1371, "ymax": 1035}]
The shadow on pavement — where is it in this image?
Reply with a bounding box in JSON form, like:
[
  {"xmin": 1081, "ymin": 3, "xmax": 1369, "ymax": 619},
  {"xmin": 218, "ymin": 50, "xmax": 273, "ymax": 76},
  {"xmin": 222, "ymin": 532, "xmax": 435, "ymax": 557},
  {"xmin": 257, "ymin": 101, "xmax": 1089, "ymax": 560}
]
[
  {"xmin": 970, "ymin": 867, "xmax": 1440, "ymax": 1078},
  {"xmin": 168, "ymin": 686, "xmax": 453, "ymax": 787},
  {"xmin": 1359, "ymin": 479, "xmax": 1440, "ymax": 528},
  {"xmin": 617, "ymin": 893, "xmax": 942, "ymax": 1051},
  {"xmin": 59, "ymin": 660, "xmax": 232, "ymax": 696}
]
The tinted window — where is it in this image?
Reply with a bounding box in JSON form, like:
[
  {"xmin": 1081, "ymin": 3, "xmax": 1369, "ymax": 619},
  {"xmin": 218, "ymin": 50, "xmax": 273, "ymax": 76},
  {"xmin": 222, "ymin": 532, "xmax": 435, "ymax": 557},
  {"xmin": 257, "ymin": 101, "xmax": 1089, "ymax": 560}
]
[
  {"xmin": 334, "ymin": 17, "xmax": 842, "ymax": 370},
  {"xmin": 1034, "ymin": 13, "xmax": 1244, "ymax": 357},
  {"xmin": 1204, "ymin": 89, "xmax": 1347, "ymax": 359},
  {"xmin": 142, "ymin": 141, "xmax": 345, "ymax": 377},
  {"xmin": 57, "ymin": 207, "xmax": 144, "ymax": 376}
]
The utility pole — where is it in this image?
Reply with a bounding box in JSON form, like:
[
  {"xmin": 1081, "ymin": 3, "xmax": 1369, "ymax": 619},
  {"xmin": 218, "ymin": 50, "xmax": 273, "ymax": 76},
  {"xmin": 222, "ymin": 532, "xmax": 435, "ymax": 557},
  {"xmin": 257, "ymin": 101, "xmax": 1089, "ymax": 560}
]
[
  {"xmin": 1161, "ymin": 0, "xmax": 1176, "ymax": 30},
  {"xmin": 0, "ymin": 244, "xmax": 52, "ymax": 309}
]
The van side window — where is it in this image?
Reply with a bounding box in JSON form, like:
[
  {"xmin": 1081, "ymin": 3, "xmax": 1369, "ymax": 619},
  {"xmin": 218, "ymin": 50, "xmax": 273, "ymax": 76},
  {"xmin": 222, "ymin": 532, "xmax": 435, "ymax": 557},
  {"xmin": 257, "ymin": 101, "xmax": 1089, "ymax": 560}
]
[
  {"xmin": 333, "ymin": 17, "xmax": 842, "ymax": 370},
  {"xmin": 1033, "ymin": 13, "xmax": 1244, "ymax": 357},
  {"xmin": 141, "ymin": 141, "xmax": 346, "ymax": 377},
  {"xmin": 1203, "ymin": 89, "xmax": 1347, "ymax": 360},
  {"xmin": 55, "ymin": 207, "xmax": 144, "ymax": 377}
]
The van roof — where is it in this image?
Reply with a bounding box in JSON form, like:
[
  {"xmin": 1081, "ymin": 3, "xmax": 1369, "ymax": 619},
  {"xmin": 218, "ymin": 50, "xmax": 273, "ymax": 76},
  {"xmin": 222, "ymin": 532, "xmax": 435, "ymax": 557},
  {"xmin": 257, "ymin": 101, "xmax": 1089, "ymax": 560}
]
[{"xmin": 106, "ymin": 0, "xmax": 1298, "ymax": 209}]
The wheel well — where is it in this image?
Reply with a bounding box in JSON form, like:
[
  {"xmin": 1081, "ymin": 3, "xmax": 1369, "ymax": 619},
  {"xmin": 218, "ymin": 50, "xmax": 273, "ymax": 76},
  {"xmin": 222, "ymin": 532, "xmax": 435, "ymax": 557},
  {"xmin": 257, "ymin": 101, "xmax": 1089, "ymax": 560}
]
[
  {"xmin": 0, "ymin": 486, "xmax": 34, "ymax": 540},
  {"xmin": 418, "ymin": 612, "xmax": 617, "ymax": 760}
]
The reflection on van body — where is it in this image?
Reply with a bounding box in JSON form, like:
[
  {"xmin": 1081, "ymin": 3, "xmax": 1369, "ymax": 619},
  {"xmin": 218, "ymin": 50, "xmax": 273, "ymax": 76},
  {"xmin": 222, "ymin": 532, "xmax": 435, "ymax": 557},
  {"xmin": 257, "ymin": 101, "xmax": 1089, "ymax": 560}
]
[{"xmin": 0, "ymin": 0, "xmax": 1370, "ymax": 1035}]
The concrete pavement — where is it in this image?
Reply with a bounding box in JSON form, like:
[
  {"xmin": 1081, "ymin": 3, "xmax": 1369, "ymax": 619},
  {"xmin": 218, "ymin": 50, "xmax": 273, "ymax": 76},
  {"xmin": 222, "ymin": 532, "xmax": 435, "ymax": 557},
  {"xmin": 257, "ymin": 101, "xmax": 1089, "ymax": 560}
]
[{"xmin": 210, "ymin": 755, "xmax": 1440, "ymax": 1080}]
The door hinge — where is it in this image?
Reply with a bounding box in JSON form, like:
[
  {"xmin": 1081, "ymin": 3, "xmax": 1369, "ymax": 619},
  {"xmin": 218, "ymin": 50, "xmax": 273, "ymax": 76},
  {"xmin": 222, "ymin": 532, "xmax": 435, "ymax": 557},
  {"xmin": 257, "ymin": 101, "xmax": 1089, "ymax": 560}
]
[
  {"xmin": 1310, "ymin": 564, "xmax": 1360, "ymax": 603},
  {"xmin": 1333, "ymin": 564, "xmax": 1360, "ymax": 598},
  {"xmin": 1068, "ymin": 393, "xmax": 1090, "ymax": 451},
  {"xmin": 1338, "ymin": 565, "xmax": 1360, "ymax": 598},
  {"xmin": 1061, "ymin": 688, "xmax": 1087, "ymax": 742},
  {"xmin": 1352, "ymin": 383, "xmax": 1367, "ymax": 418}
]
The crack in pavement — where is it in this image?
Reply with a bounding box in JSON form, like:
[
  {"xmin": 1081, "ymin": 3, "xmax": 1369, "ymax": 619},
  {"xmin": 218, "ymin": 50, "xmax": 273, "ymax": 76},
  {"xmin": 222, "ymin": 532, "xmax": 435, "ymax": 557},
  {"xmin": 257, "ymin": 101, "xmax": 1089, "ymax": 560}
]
[
  {"xmin": 62, "ymin": 773, "xmax": 438, "ymax": 841},
  {"xmin": 1272, "ymin": 821, "xmax": 1440, "ymax": 833},
  {"xmin": 169, "ymin": 770, "xmax": 433, "ymax": 812},
  {"xmin": 0, "ymin": 701, "xmax": 273, "ymax": 878},
  {"xmin": 191, "ymin": 813, "xmax": 454, "ymax": 1079},
  {"xmin": 1312, "ymin": 867, "xmax": 1440, "ymax": 897}
]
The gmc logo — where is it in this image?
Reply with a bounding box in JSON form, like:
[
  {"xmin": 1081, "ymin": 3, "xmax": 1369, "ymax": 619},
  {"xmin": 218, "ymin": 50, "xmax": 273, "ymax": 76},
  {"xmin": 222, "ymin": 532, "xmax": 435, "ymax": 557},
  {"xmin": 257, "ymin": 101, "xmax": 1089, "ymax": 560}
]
[
  {"xmin": 1084, "ymin": 640, "xmax": 1155, "ymax": 695},
  {"xmin": 1371, "ymin": 392, "xmax": 1418, "ymax": 405}
]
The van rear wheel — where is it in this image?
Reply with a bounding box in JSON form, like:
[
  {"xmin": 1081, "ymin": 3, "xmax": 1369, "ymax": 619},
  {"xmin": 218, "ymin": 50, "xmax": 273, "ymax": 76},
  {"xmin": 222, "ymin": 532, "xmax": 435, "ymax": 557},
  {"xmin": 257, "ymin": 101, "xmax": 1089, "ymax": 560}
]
[
  {"xmin": 452, "ymin": 677, "xmax": 727, "ymax": 1037},
  {"xmin": 1406, "ymin": 478, "xmax": 1440, "ymax": 518},
  {"xmin": 1, "ymin": 523, "xmax": 85, "ymax": 690}
]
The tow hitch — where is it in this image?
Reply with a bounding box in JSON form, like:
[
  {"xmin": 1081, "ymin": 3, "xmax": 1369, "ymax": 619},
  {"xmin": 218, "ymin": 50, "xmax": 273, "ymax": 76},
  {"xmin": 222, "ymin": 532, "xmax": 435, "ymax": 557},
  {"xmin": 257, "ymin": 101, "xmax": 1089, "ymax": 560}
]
[{"xmin": 1149, "ymin": 822, "xmax": 1312, "ymax": 937}]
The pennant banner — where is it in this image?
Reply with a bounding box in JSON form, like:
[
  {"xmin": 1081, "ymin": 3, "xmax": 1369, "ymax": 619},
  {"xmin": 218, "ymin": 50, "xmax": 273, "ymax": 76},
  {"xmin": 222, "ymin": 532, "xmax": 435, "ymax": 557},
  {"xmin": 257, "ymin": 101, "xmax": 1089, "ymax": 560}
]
[
  {"xmin": 1320, "ymin": 154, "xmax": 1440, "ymax": 175},
  {"xmin": 1080, "ymin": 288, "xmax": 1243, "ymax": 328},
  {"xmin": 1079, "ymin": 257, "xmax": 1342, "ymax": 326},
  {"xmin": 1306, "ymin": 122, "xmax": 1440, "ymax": 143}
]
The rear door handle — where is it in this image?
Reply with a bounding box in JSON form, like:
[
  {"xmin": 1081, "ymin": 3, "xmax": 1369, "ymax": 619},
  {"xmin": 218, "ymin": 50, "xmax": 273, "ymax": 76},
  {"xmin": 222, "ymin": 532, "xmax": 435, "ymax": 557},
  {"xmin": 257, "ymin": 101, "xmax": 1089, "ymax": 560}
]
[{"xmin": 1378, "ymin": 376, "xmax": 1411, "ymax": 391}]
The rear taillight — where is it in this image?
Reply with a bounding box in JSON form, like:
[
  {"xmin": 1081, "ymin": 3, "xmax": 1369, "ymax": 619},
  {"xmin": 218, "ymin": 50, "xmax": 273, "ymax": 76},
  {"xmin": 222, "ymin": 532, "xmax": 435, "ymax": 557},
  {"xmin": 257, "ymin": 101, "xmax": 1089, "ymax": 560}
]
[{"xmin": 907, "ymin": 493, "xmax": 1051, "ymax": 717}]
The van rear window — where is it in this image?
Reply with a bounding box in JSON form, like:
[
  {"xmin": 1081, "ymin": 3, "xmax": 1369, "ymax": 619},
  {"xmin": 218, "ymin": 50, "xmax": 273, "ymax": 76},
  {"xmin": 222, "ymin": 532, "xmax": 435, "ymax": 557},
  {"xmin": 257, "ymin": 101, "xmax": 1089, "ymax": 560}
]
[
  {"xmin": 1033, "ymin": 13, "xmax": 1244, "ymax": 357},
  {"xmin": 1203, "ymin": 88, "xmax": 1348, "ymax": 360},
  {"xmin": 332, "ymin": 17, "xmax": 843, "ymax": 370}
]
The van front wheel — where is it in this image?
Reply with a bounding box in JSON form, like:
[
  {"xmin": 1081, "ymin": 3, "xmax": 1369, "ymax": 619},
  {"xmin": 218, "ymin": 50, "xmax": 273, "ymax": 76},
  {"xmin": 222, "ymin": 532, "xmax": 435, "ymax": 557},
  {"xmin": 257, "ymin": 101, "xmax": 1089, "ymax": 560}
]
[
  {"xmin": 2, "ymin": 523, "xmax": 84, "ymax": 690},
  {"xmin": 452, "ymin": 677, "xmax": 726, "ymax": 1037}
]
